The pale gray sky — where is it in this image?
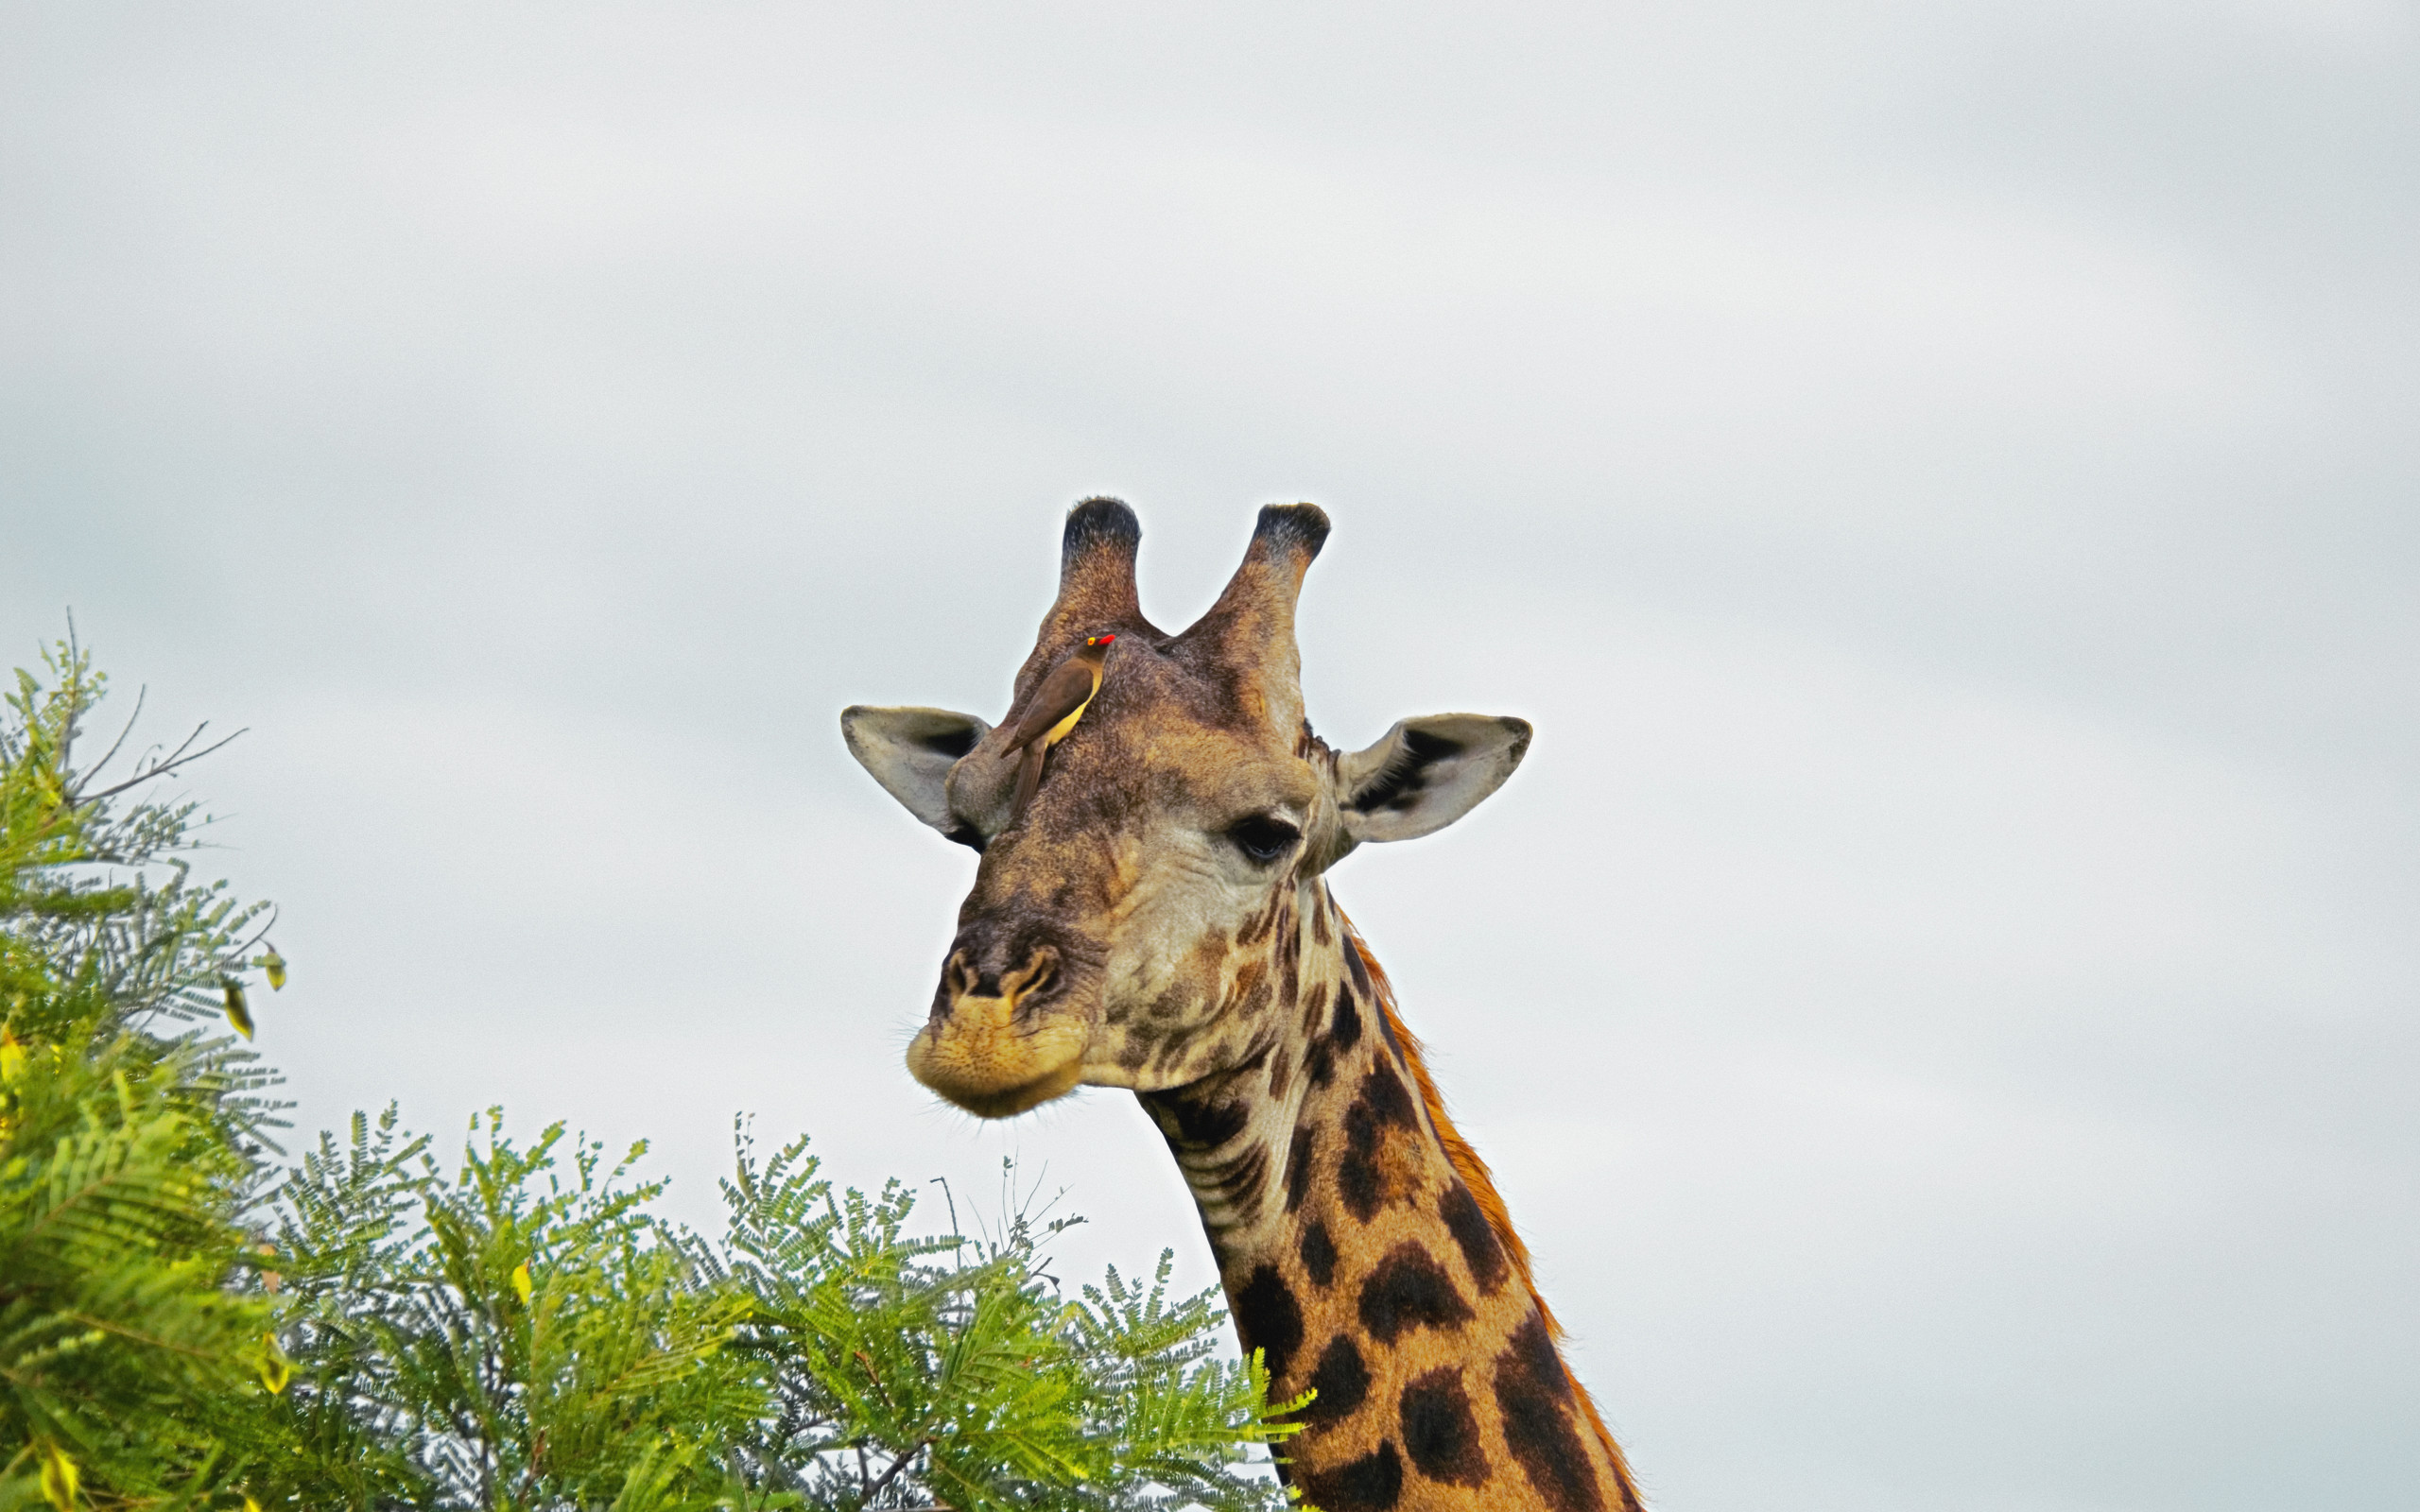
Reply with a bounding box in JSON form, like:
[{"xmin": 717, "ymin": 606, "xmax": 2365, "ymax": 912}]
[{"xmin": 5, "ymin": 5, "xmax": 2415, "ymax": 1508}]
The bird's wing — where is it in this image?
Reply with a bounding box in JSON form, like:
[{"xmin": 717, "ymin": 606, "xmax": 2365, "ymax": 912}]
[
  {"xmin": 1011, "ymin": 743, "xmax": 1046, "ymax": 822},
  {"xmin": 1005, "ymin": 658, "xmax": 1099, "ymax": 751}
]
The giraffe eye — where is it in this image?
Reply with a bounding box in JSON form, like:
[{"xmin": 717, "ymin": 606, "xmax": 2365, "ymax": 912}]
[{"xmin": 1228, "ymin": 815, "xmax": 1302, "ymax": 865}]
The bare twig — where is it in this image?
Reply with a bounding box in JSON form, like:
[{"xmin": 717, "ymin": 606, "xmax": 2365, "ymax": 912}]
[
  {"xmin": 74, "ymin": 723, "xmax": 247, "ymax": 805},
  {"xmin": 859, "ymin": 1438, "xmax": 932, "ymax": 1507},
  {"xmin": 78, "ymin": 684, "xmax": 148, "ymax": 790},
  {"xmin": 60, "ymin": 612, "xmax": 83, "ymax": 772},
  {"xmin": 514, "ymin": 1427, "xmax": 549, "ymax": 1508},
  {"xmin": 235, "ymin": 904, "xmax": 283, "ymax": 959}
]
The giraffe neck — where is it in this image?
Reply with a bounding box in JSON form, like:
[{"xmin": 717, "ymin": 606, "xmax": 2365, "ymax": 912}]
[{"xmin": 1139, "ymin": 878, "xmax": 1643, "ymax": 1512}]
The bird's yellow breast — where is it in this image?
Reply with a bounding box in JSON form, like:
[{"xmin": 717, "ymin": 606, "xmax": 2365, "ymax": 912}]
[
  {"xmin": 1045, "ymin": 667, "xmax": 1108, "ymax": 749},
  {"xmin": 1043, "ymin": 690, "xmax": 1095, "ymax": 748}
]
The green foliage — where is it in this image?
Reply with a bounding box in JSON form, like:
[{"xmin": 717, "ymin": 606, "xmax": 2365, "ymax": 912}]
[
  {"xmin": 258, "ymin": 1110, "xmax": 758, "ymax": 1512},
  {"xmin": 254, "ymin": 1112, "xmax": 1300, "ymax": 1511},
  {"xmin": 1, "ymin": 637, "xmax": 277, "ymax": 1073},
  {"xmin": 698, "ymin": 1129, "xmax": 1302, "ymax": 1511},
  {"xmin": 2, "ymin": 634, "xmax": 1303, "ymax": 1512},
  {"xmin": 2, "ymin": 636, "xmax": 283, "ymax": 1512}
]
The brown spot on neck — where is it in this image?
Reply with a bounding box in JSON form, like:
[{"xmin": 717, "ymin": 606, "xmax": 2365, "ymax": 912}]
[{"xmin": 1336, "ymin": 909, "xmax": 1645, "ymax": 1507}]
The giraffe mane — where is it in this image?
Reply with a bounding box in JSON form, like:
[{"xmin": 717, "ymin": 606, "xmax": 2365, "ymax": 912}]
[{"xmin": 1339, "ymin": 910, "xmax": 1646, "ymax": 1503}]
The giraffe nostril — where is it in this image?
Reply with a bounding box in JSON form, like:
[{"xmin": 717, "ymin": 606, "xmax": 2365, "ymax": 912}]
[{"xmin": 938, "ymin": 937, "xmax": 1073, "ymax": 1016}]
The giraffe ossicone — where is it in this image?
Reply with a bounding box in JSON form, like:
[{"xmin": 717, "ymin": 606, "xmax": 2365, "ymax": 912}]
[{"xmin": 842, "ymin": 499, "xmax": 1644, "ymax": 1512}]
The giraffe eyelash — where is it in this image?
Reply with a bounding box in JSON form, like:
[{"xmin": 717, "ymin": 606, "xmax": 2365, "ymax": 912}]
[{"xmin": 1228, "ymin": 816, "xmax": 1302, "ymax": 864}]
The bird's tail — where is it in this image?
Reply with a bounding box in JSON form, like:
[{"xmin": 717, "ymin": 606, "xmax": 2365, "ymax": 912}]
[{"xmin": 1011, "ymin": 744, "xmax": 1045, "ymax": 824}]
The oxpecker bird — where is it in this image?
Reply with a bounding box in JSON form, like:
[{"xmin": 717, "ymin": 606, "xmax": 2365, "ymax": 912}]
[{"xmin": 1005, "ymin": 633, "xmax": 1115, "ymax": 821}]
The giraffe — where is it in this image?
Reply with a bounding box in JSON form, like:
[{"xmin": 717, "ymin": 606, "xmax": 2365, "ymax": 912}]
[{"xmin": 842, "ymin": 499, "xmax": 1645, "ymax": 1512}]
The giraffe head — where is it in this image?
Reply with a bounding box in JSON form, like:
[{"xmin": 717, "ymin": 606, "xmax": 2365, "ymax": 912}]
[{"xmin": 844, "ymin": 499, "xmax": 1530, "ymax": 1117}]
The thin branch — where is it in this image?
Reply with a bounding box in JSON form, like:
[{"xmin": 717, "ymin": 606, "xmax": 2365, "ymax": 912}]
[
  {"xmin": 60, "ymin": 1312, "xmax": 223, "ymax": 1362},
  {"xmin": 859, "ymin": 1437, "xmax": 932, "ymax": 1508},
  {"xmin": 60, "ymin": 610, "xmax": 83, "ymax": 772},
  {"xmin": 75, "ymin": 724, "xmax": 248, "ymax": 805},
  {"xmin": 234, "ymin": 904, "xmax": 283, "ymax": 960},
  {"xmin": 78, "ymin": 684, "xmax": 148, "ymax": 791},
  {"xmin": 513, "ymin": 1426, "xmax": 549, "ymax": 1508}
]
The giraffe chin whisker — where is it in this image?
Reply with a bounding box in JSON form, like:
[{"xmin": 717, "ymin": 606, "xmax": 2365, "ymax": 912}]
[{"xmin": 906, "ymin": 993, "xmax": 1091, "ymax": 1118}]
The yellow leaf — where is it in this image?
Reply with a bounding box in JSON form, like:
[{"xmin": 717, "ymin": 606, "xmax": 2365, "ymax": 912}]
[
  {"xmin": 244, "ymin": 1496, "xmax": 264, "ymax": 1512},
  {"xmin": 0, "ymin": 1031, "xmax": 24, "ymax": 1084},
  {"xmin": 261, "ymin": 946, "xmax": 287, "ymax": 991},
  {"xmin": 222, "ymin": 978, "xmax": 254, "ymax": 1040},
  {"xmin": 255, "ymin": 1333, "xmax": 294, "ymax": 1395},
  {"xmin": 38, "ymin": 1441, "xmax": 78, "ymax": 1511},
  {"xmin": 511, "ymin": 1261, "xmax": 533, "ymax": 1306}
]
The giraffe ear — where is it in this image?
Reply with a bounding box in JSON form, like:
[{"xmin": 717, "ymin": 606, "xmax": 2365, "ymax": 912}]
[
  {"xmin": 1333, "ymin": 714, "xmax": 1532, "ymax": 845},
  {"xmin": 842, "ymin": 706, "xmax": 994, "ymax": 848}
]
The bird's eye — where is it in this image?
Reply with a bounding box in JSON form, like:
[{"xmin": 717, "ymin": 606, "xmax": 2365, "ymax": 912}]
[{"xmin": 1228, "ymin": 815, "xmax": 1302, "ymax": 865}]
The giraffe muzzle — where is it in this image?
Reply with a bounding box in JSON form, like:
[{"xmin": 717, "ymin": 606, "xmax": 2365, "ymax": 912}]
[{"xmin": 906, "ymin": 942, "xmax": 1090, "ymax": 1118}]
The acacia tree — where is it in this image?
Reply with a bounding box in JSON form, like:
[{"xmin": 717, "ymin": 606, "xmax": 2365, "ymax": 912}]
[
  {"xmin": 262, "ymin": 1112, "xmax": 1302, "ymax": 1512},
  {"xmin": 0, "ymin": 635, "xmax": 285, "ymax": 1512},
  {"xmin": 1, "ymin": 635, "xmax": 1305, "ymax": 1512}
]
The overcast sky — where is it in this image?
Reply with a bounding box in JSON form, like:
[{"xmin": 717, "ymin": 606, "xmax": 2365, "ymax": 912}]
[{"xmin": 5, "ymin": 4, "xmax": 2416, "ymax": 1508}]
